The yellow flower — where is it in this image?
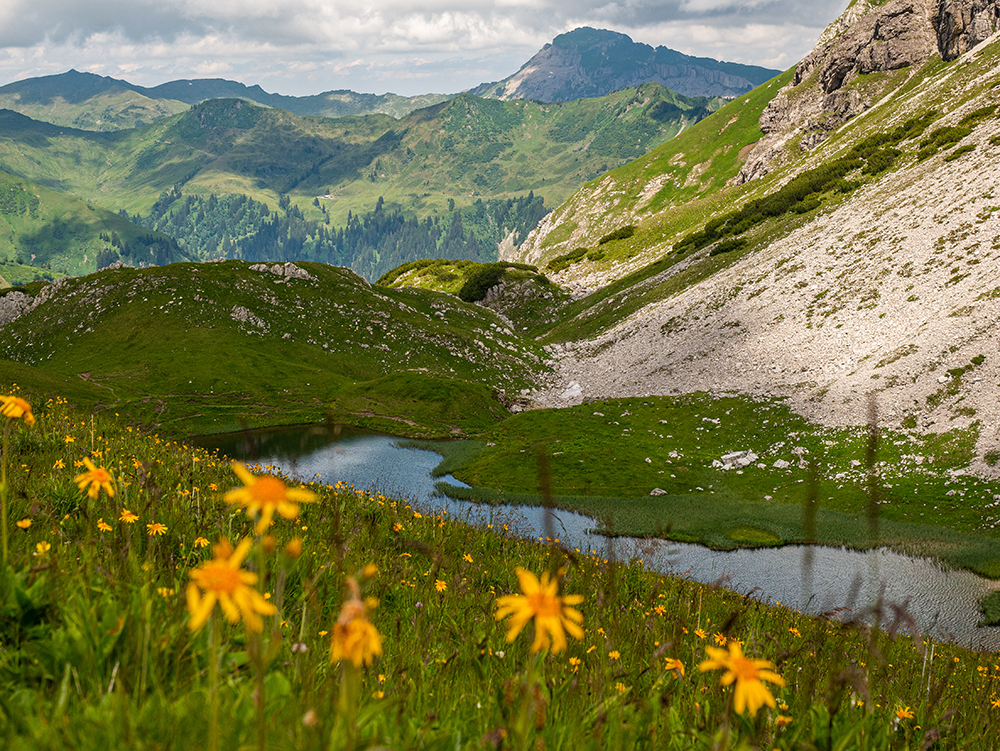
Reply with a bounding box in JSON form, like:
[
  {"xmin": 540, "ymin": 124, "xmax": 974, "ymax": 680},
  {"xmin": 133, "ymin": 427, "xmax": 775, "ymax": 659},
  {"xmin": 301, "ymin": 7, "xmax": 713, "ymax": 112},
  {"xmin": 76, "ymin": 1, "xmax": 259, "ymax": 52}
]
[
  {"xmin": 895, "ymin": 706, "xmax": 914, "ymax": 721},
  {"xmin": 285, "ymin": 537, "xmax": 304, "ymax": 559},
  {"xmin": 16, "ymin": 518, "xmax": 31, "ymax": 530},
  {"xmin": 714, "ymin": 632, "xmax": 727, "ymax": 646},
  {"xmin": 494, "ymin": 567, "xmax": 584, "ymax": 654},
  {"xmin": 393, "ymin": 522, "xmax": 404, "ymax": 532},
  {"xmin": 664, "ymin": 657, "xmax": 685, "ymax": 678},
  {"xmin": 695, "ymin": 628, "xmax": 707, "ymax": 639},
  {"xmin": 35, "ymin": 541, "xmax": 51, "ymax": 555},
  {"xmin": 194, "ymin": 536, "xmax": 210, "ymax": 548},
  {"xmin": 64, "ymin": 435, "xmax": 75, "ymax": 443},
  {"xmin": 74, "ymin": 458, "xmax": 115, "ymax": 499},
  {"xmin": 224, "ymin": 463, "xmax": 318, "ymax": 534},
  {"xmin": 608, "ymin": 650, "xmax": 620, "ymax": 660},
  {"xmin": 699, "ymin": 642, "xmax": 786, "ymax": 717},
  {"xmin": 186, "ymin": 537, "xmax": 277, "ymax": 632},
  {"xmin": 147, "ymin": 522, "xmax": 168, "ymax": 536},
  {"xmin": 330, "ymin": 577, "xmax": 383, "ymax": 668},
  {"xmin": 775, "ymin": 715, "xmax": 793, "ymax": 728},
  {"xmin": 158, "ymin": 587, "xmax": 175, "ymax": 598},
  {"xmin": 0, "ymin": 395, "xmax": 34, "ymax": 427},
  {"xmin": 97, "ymin": 518, "xmax": 112, "ymax": 532},
  {"xmin": 435, "ymin": 579, "xmax": 447, "ymax": 592},
  {"xmin": 463, "ymin": 553, "xmax": 473, "ymax": 563},
  {"xmin": 788, "ymin": 627, "xmax": 801, "ymax": 638},
  {"xmin": 120, "ymin": 508, "xmax": 139, "ymax": 523},
  {"xmin": 53, "ymin": 459, "xmax": 65, "ymax": 469}
]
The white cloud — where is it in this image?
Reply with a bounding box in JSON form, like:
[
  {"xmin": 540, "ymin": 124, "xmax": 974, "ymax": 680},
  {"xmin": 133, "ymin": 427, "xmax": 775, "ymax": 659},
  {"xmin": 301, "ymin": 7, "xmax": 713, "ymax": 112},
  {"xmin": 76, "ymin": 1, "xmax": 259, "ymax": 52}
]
[{"xmin": 0, "ymin": 0, "xmax": 850, "ymax": 95}]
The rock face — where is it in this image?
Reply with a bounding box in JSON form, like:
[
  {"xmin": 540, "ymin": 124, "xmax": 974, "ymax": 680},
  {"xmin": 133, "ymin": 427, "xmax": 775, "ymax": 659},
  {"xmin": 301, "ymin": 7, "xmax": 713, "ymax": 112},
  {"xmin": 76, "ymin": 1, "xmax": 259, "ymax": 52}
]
[
  {"xmin": 737, "ymin": 0, "xmax": 1000, "ymax": 184},
  {"xmin": 471, "ymin": 27, "xmax": 779, "ymax": 102},
  {"xmin": 934, "ymin": 0, "xmax": 1000, "ymax": 59}
]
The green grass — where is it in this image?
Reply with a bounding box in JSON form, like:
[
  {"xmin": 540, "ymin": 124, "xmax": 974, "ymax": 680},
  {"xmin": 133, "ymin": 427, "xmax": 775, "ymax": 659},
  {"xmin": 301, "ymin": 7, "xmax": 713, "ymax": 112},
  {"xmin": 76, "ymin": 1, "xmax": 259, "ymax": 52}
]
[
  {"xmin": 325, "ymin": 373, "xmax": 510, "ymax": 438},
  {"xmin": 0, "ymin": 262, "xmax": 546, "ymax": 437},
  {"xmin": 440, "ymin": 394, "xmax": 1000, "ymax": 576},
  {"xmin": 2, "ymin": 391, "xmax": 999, "ymax": 749}
]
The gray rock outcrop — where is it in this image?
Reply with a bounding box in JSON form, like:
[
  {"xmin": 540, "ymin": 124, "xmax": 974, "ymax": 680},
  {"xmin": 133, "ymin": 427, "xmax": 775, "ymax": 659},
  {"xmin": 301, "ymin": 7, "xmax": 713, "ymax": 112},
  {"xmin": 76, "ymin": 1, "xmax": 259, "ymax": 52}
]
[{"xmin": 737, "ymin": 0, "xmax": 1000, "ymax": 184}]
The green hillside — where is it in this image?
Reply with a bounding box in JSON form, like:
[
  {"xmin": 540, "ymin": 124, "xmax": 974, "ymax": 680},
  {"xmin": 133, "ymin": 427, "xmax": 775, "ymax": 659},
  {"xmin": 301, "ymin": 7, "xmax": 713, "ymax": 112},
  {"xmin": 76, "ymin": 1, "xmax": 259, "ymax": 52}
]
[
  {"xmin": 0, "ymin": 84, "xmax": 718, "ymax": 230},
  {"xmin": 0, "ymin": 171, "xmax": 186, "ymax": 280},
  {"xmin": 0, "ymin": 261, "xmax": 545, "ymax": 436}
]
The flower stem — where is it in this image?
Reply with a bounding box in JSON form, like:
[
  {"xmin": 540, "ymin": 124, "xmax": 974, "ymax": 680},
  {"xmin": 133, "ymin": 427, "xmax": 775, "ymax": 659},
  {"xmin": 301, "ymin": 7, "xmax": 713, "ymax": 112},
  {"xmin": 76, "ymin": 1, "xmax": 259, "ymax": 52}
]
[
  {"xmin": 210, "ymin": 615, "xmax": 220, "ymax": 751},
  {"xmin": 1, "ymin": 418, "xmax": 10, "ymax": 569}
]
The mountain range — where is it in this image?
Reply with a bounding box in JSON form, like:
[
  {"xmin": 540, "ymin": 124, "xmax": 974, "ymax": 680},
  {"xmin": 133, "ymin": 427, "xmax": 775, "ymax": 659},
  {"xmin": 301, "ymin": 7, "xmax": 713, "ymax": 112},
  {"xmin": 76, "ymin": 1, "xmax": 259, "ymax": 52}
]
[{"xmin": 0, "ymin": 28, "xmax": 774, "ymax": 133}]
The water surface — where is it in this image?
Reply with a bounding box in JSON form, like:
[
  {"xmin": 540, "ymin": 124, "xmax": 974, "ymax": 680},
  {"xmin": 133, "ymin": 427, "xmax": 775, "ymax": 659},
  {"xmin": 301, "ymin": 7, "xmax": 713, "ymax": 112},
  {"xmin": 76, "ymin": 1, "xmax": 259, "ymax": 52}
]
[{"xmin": 200, "ymin": 426, "xmax": 1000, "ymax": 650}]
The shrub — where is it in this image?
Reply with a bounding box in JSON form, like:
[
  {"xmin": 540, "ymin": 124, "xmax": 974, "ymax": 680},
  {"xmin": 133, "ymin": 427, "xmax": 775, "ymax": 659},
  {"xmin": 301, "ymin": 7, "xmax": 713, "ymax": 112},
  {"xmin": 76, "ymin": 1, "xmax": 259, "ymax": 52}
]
[
  {"xmin": 709, "ymin": 238, "xmax": 747, "ymax": 256},
  {"xmin": 598, "ymin": 225, "xmax": 635, "ymax": 245}
]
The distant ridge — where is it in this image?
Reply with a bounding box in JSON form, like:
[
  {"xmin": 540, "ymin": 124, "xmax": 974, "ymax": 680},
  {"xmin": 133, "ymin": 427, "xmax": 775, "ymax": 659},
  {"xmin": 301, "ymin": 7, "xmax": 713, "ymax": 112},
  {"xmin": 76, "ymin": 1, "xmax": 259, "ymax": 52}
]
[
  {"xmin": 470, "ymin": 27, "xmax": 780, "ymax": 102},
  {"xmin": 0, "ymin": 70, "xmax": 450, "ymax": 130}
]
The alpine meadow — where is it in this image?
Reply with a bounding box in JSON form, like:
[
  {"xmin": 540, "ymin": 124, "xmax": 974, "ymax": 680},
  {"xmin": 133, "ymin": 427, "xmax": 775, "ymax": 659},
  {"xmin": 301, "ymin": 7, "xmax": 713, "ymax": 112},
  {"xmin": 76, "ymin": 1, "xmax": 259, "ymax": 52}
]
[{"xmin": 7, "ymin": 5, "xmax": 1000, "ymax": 749}]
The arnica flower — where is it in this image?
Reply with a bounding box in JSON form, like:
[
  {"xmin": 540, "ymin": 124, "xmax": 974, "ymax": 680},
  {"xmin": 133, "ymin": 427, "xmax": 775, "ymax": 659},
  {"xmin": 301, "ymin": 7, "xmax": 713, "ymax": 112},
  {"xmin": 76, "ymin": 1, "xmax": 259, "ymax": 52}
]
[
  {"xmin": 97, "ymin": 518, "xmax": 112, "ymax": 532},
  {"xmin": 699, "ymin": 642, "xmax": 786, "ymax": 717},
  {"xmin": 35, "ymin": 541, "xmax": 51, "ymax": 555},
  {"xmin": 224, "ymin": 463, "xmax": 318, "ymax": 534},
  {"xmin": 194, "ymin": 536, "xmax": 210, "ymax": 548},
  {"xmin": 147, "ymin": 522, "xmax": 168, "ymax": 536},
  {"xmin": 330, "ymin": 576, "xmax": 383, "ymax": 668},
  {"xmin": 664, "ymin": 657, "xmax": 685, "ymax": 678},
  {"xmin": 74, "ymin": 458, "xmax": 115, "ymax": 499},
  {"xmin": 896, "ymin": 706, "xmax": 915, "ymax": 721},
  {"xmin": 0, "ymin": 395, "xmax": 35, "ymax": 427},
  {"xmin": 186, "ymin": 537, "xmax": 277, "ymax": 632},
  {"xmin": 16, "ymin": 518, "xmax": 31, "ymax": 530},
  {"xmin": 435, "ymin": 579, "xmax": 447, "ymax": 592},
  {"xmin": 120, "ymin": 508, "xmax": 139, "ymax": 523},
  {"xmin": 494, "ymin": 567, "xmax": 584, "ymax": 654}
]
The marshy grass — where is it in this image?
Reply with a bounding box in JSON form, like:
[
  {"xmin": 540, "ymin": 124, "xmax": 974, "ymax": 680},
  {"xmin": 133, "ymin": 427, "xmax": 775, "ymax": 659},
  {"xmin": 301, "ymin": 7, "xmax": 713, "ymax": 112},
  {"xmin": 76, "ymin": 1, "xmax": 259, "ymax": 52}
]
[{"xmin": 1, "ymin": 387, "xmax": 1000, "ymax": 749}]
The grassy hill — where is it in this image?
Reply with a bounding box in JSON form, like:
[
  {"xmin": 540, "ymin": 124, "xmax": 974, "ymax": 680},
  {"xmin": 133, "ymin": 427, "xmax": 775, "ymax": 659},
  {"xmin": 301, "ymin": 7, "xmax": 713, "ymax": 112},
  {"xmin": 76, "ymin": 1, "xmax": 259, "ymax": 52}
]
[
  {"xmin": 0, "ymin": 171, "xmax": 186, "ymax": 280},
  {"xmin": 0, "ymin": 261, "xmax": 545, "ymax": 436}
]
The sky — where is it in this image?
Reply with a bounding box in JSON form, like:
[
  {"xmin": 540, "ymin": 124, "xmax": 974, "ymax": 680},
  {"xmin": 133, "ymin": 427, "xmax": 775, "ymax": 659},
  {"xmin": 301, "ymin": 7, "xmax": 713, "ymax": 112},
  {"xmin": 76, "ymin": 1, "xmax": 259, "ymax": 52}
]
[{"xmin": 0, "ymin": 1, "xmax": 852, "ymax": 97}]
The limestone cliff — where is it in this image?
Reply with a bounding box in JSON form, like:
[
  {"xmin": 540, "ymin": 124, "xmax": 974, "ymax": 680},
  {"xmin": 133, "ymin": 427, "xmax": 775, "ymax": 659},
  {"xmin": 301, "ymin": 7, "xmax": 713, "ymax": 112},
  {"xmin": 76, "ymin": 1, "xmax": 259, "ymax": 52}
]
[{"xmin": 737, "ymin": 0, "xmax": 1000, "ymax": 184}]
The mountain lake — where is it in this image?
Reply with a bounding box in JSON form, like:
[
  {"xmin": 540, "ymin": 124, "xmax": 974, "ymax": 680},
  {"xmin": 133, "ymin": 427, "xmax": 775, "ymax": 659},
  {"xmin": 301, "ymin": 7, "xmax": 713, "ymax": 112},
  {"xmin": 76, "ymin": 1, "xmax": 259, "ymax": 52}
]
[{"xmin": 197, "ymin": 424, "xmax": 1000, "ymax": 651}]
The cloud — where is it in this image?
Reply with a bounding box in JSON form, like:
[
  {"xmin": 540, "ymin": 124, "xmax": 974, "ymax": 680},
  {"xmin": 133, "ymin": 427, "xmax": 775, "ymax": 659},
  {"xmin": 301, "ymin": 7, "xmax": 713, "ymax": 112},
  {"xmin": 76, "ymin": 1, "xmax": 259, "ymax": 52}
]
[{"xmin": 0, "ymin": 0, "xmax": 850, "ymax": 95}]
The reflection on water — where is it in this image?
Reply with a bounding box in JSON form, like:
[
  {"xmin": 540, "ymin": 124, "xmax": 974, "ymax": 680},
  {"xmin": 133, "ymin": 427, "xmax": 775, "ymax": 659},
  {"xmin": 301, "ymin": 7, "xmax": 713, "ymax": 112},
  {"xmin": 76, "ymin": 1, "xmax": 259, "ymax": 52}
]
[{"xmin": 198, "ymin": 426, "xmax": 1000, "ymax": 650}]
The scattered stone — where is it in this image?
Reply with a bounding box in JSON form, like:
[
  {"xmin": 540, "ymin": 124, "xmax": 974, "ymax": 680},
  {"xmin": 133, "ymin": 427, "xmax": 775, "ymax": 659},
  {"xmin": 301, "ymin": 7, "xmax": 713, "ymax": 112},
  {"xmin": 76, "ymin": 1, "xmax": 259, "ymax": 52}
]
[
  {"xmin": 650, "ymin": 488, "xmax": 667, "ymax": 496},
  {"xmin": 560, "ymin": 381, "xmax": 583, "ymax": 400}
]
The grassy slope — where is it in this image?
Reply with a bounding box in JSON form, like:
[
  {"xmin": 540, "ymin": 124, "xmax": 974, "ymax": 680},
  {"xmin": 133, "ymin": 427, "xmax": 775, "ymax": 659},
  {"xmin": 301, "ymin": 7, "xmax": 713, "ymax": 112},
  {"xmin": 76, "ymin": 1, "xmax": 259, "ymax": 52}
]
[
  {"xmin": 1, "ymin": 399, "xmax": 995, "ymax": 749},
  {"xmin": 0, "ymin": 262, "xmax": 545, "ymax": 437},
  {"xmin": 381, "ymin": 259, "xmax": 572, "ymax": 334},
  {"xmin": 525, "ymin": 69, "xmax": 795, "ymax": 268},
  {"xmin": 0, "ymin": 86, "xmax": 716, "ymax": 227},
  {"xmin": 0, "ymin": 171, "xmax": 183, "ymax": 278},
  {"xmin": 0, "ymin": 90, "xmax": 188, "ymax": 131}
]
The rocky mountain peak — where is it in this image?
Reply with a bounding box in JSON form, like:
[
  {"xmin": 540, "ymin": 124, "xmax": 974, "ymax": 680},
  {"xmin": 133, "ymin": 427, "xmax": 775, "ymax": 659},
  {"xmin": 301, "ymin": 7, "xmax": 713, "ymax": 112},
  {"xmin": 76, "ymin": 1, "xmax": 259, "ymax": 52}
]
[{"xmin": 470, "ymin": 27, "xmax": 779, "ymax": 102}]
